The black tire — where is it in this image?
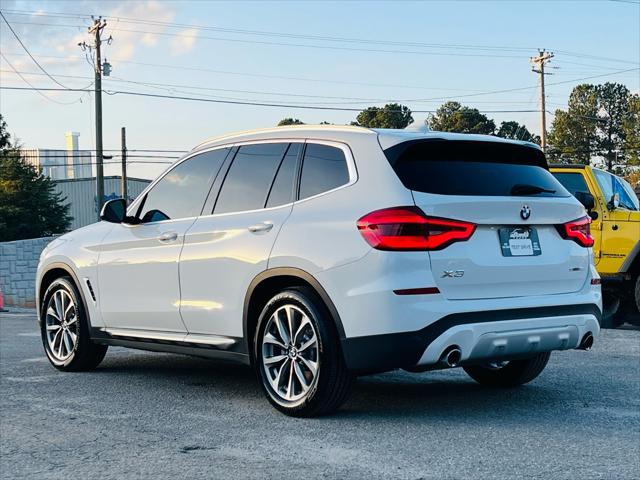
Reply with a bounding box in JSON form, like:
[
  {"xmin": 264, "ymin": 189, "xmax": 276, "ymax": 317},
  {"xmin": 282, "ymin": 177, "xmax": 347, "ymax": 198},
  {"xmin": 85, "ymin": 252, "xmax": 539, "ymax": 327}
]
[
  {"xmin": 635, "ymin": 274, "xmax": 640, "ymax": 315},
  {"xmin": 463, "ymin": 352, "xmax": 551, "ymax": 388},
  {"xmin": 40, "ymin": 276, "xmax": 108, "ymax": 371},
  {"xmin": 254, "ymin": 287, "xmax": 353, "ymax": 417},
  {"xmin": 601, "ymin": 293, "xmax": 622, "ymax": 329}
]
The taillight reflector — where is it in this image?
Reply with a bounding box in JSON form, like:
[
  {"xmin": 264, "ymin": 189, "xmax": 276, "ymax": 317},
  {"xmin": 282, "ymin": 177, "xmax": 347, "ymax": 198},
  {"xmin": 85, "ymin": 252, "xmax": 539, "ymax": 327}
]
[
  {"xmin": 393, "ymin": 287, "xmax": 441, "ymax": 295},
  {"xmin": 557, "ymin": 216, "xmax": 594, "ymax": 248},
  {"xmin": 357, "ymin": 207, "xmax": 476, "ymax": 251}
]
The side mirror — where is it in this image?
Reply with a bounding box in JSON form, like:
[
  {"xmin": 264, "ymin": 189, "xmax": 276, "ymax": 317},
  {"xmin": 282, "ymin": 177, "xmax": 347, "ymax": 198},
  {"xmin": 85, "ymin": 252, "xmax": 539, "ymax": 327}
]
[
  {"xmin": 100, "ymin": 198, "xmax": 127, "ymax": 223},
  {"xmin": 607, "ymin": 193, "xmax": 620, "ymax": 211},
  {"xmin": 574, "ymin": 191, "xmax": 595, "ymax": 211}
]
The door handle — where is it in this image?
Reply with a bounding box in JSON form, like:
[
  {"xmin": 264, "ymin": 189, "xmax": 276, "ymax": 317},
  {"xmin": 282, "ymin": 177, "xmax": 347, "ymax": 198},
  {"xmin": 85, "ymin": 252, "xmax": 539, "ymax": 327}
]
[
  {"xmin": 248, "ymin": 222, "xmax": 274, "ymax": 234},
  {"xmin": 158, "ymin": 231, "xmax": 178, "ymax": 243}
]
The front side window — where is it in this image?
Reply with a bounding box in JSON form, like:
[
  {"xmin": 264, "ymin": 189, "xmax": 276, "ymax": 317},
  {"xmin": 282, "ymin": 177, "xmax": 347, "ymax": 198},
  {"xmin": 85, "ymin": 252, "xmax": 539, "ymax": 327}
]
[
  {"xmin": 593, "ymin": 169, "xmax": 615, "ymax": 202},
  {"xmin": 137, "ymin": 148, "xmax": 229, "ymax": 222},
  {"xmin": 593, "ymin": 169, "xmax": 638, "ymax": 210},
  {"xmin": 615, "ymin": 177, "xmax": 639, "ymax": 210},
  {"xmin": 214, "ymin": 143, "xmax": 289, "ymax": 214},
  {"xmin": 299, "ymin": 144, "xmax": 350, "ymax": 200}
]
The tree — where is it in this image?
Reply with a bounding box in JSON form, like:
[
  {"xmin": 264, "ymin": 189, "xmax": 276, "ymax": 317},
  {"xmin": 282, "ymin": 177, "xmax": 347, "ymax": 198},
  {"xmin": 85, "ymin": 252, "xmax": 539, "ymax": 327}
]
[
  {"xmin": 0, "ymin": 114, "xmax": 72, "ymax": 241},
  {"xmin": 277, "ymin": 118, "xmax": 305, "ymax": 126},
  {"xmin": 597, "ymin": 83, "xmax": 631, "ymax": 170},
  {"xmin": 548, "ymin": 83, "xmax": 635, "ymax": 170},
  {"xmin": 496, "ymin": 121, "xmax": 540, "ymax": 144},
  {"xmin": 547, "ymin": 84, "xmax": 599, "ymax": 164},
  {"xmin": 622, "ymin": 94, "xmax": 640, "ymax": 166},
  {"xmin": 428, "ymin": 101, "xmax": 495, "ymax": 135},
  {"xmin": 353, "ymin": 103, "xmax": 413, "ymax": 129},
  {"xmin": 0, "ymin": 115, "xmax": 10, "ymax": 150}
]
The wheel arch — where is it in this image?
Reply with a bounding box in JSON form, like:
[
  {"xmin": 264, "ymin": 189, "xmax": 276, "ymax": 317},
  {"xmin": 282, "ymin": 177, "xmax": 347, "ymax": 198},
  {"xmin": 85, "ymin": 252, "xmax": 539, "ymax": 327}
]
[
  {"xmin": 37, "ymin": 263, "xmax": 88, "ymax": 325},
  {"xmin": 243, "ymin": 268, "xmax": 346, "ymax": 362},
  {"xmin": 620, "ymin": 240, "xmax": 640, "ymax": 277}
]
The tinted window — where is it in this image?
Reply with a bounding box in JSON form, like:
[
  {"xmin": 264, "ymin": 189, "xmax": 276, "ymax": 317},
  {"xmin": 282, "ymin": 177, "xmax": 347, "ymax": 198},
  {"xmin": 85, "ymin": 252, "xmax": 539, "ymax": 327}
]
[
  {"xmin": 138, "ymin": 149, "xmax": 228, "ymax": 222},
  {"xmin": 385, "ymin": 140, "xmax": 568, "ymax": 197},
  {"xmin": 552, "ymin": 172, "xmax": 589, "ymax": 196},
  {"xmin": 215, "ymin": 143, "xmax": 288, "ymax": 214},
  {"xmin": 266, "ymin": 143, "xmax": 301, "ymax": 208},
  {"xmin": 299, "ymin": 144, "xmax": 350, "ymax": 200}
]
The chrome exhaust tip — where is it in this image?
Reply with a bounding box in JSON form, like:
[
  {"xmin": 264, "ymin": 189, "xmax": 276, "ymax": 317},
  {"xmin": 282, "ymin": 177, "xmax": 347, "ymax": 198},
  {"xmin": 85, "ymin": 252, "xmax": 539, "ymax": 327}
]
[
  {"xmin": 578, "ymin": 332, "xmax": 594, "ymax": 351},
  {"xmin": 440, "ymin": 346, "xmax": 462, "ymax": 368}
]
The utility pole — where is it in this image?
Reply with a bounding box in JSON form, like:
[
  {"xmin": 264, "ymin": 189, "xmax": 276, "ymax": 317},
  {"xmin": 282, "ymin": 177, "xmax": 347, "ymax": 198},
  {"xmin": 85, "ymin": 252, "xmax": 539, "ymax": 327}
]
[
  {"xmin": 80, "ymin": 18, "xmax": 111, "ymax": 218},
  {"xmin": 530, "ymin": 49, "xmax": 554, "ymax": 152},
  {"xmin": 121, "ymin": 127, "xmax": 128, "ymax": 204}
]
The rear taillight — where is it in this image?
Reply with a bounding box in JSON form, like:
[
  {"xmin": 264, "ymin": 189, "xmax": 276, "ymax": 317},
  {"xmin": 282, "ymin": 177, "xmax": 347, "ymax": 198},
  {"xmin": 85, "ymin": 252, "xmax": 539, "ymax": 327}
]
[
  {"xmin": 557, "ymin": 216, "xmax": 594, "ymax": 248},
  {"xmin": 357, "ymin": 207, "xmax": 476, "ymax": 251}
]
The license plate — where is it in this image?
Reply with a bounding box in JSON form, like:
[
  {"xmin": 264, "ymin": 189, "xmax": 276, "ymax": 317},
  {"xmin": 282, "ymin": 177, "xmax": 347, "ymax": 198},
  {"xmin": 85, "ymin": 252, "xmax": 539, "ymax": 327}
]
[{"xmin": 499, "ymin": 227, "xmax": 542, "ymax": 257}]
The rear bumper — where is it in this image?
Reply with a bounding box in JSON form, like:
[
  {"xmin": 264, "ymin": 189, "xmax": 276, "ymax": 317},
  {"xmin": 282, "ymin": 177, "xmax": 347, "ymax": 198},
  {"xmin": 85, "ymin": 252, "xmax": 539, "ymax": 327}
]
[{"xmin": 341, "ymin": 303, "xmax": 601, "ymax": 373}]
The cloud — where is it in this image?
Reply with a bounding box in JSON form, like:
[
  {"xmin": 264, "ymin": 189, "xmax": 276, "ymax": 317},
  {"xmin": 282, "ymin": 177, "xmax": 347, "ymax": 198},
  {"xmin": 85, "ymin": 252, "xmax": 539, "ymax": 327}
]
[
  {"xmin": 0, "ymin": 0, "xmax": 192, "ymax": 87},
  {"xmin": 170, "ymin": 28, "xmax": 198, "ymax": 56},
  {"xmin": 104, "ymin": 0, "xmax": 176, "ymax": 63}
]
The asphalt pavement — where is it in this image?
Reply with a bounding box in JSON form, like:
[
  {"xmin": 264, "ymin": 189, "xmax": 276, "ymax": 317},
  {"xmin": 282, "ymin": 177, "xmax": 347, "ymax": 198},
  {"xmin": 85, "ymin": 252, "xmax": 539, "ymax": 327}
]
[{"xmin": 1, "ymin": 311, "xmax": 639, "ymax": 479}]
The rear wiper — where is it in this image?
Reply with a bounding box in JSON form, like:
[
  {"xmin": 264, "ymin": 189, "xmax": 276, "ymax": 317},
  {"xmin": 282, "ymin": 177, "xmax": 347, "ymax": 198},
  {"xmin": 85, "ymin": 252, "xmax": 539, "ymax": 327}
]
[{"xmin": 510, "ymin": 183, "xmax": 556, "ymax": 196}]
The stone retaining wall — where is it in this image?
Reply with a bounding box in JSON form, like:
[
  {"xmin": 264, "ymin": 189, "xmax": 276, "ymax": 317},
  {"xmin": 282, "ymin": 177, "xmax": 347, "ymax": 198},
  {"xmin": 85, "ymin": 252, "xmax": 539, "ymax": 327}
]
[{"xmin": 0, "ymin": 237, "xmax": 57, "ymax": 308}]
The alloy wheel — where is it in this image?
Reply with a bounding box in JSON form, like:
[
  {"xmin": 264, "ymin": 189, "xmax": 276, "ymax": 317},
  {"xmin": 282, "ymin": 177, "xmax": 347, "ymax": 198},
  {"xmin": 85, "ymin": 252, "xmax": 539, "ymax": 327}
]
[
  {"xmin": 261, "ymin": 304, "xmax": 319, "ymax": 402},
  {"xmin": 45, "ymin": 288, "xmax": 79, "ymax": 362}
]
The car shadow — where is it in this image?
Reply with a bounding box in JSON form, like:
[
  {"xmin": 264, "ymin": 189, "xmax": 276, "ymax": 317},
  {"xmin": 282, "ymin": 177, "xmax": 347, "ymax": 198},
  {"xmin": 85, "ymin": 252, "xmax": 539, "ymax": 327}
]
[{"xmin": 96, "ymin": 349, "xmax": 575, "ymax": 423}]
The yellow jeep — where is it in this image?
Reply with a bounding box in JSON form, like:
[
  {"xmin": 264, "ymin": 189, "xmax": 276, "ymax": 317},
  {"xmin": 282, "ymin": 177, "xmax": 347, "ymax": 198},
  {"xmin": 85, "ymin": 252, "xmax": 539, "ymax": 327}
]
[{"xmin": 551, "ymin": 164, "xmax": 640, "ymax": 327}]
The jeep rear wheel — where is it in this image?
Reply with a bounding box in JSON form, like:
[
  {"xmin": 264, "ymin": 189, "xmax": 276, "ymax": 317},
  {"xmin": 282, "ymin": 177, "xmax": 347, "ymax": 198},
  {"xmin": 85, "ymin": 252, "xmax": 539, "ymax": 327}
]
[{"xmin": 463, "ymin": 352, "xmax": 551, "ymax": 388}]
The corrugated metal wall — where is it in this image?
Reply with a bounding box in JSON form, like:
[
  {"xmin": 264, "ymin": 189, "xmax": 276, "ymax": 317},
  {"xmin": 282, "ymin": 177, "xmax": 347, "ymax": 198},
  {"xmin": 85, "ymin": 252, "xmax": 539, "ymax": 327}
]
[{"xmin": 53, "ymin": 176, "xmax": 151, "ymax": 230}]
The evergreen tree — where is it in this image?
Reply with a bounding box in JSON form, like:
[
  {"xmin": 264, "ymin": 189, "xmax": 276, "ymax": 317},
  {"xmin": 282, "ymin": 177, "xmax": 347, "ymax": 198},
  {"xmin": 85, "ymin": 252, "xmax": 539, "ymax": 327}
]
[{"xmin": 0, "ymin": 114, "xmax": 72, "ymax": 241}]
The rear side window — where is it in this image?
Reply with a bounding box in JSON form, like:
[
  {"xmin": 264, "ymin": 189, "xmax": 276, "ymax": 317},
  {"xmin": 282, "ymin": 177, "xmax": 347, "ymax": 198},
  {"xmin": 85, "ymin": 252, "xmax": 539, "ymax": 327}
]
[
  {"xmin": 299, "ymin": 144, "xmax": 350, "ymax": 200},
  {"xmin": 384, "ymin": 140, "xmax": 569, "ymax": 197},
  {"xmin": 138, "ymin": 148, "xmax": 229, "ymax": 222},
  {"xmin": 552, "ymin": 172, "xmax": 590, "ymax": 196},
  {"xmin": 266, "ymin": 143, "xmax": 301, "ymax": 208},
  {"xmin": 215, "ymin": 143, "xmax": 288, "ymax": 214}
]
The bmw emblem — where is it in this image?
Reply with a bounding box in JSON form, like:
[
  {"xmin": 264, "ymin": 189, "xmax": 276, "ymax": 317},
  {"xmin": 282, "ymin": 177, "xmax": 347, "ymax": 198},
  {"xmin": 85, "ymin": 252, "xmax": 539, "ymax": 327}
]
[{"xmin": 520, "ymin": 205, "xmax": 531, "ymax": 220}]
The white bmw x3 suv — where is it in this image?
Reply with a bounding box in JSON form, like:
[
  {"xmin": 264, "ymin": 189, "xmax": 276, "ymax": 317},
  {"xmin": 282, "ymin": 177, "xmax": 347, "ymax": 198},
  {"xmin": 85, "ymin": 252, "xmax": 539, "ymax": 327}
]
[{"xmin": 37, "ymin": 126, "xmax": 602, "ymax": 416}]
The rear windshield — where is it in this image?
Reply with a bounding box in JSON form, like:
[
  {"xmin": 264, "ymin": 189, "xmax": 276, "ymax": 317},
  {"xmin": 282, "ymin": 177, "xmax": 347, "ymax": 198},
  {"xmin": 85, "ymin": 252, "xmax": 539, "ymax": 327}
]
[{"xmin": 384, "ymin": 139, "xmax": 569, "ymax": 197}]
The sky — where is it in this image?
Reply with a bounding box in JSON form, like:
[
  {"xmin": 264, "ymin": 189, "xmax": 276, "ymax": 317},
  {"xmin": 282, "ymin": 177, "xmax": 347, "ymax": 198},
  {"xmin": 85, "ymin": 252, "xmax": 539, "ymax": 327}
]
[{"xmin": 1, "ymin": 0, "xmax": 639, "ymax": 179}]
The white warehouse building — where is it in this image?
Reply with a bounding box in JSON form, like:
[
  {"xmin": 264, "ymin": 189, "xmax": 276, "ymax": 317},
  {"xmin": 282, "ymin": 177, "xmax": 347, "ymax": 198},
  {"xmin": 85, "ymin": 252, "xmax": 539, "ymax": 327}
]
[{"xmin": 23, "ymin": 132, "xmax": 93, "ymax": 180}]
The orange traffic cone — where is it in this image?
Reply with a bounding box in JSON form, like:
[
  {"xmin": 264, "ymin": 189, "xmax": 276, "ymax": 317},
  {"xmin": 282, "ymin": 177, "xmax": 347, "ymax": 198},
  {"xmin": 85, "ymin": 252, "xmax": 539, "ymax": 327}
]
[{"xmin": 0, "ymin": 285, "xmax": 6, "ymax": 312}]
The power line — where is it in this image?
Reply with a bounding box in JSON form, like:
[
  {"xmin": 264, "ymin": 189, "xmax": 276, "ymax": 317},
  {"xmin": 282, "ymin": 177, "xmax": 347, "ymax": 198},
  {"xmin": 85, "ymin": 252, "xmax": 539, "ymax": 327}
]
[
  {"xmin": 0, "ymin": 11, "xmax": 75, "ymax": 89},
  {"xmin": 0, "ymin": 53, "xmax": 84, "ymax": 105},
  {"xmin": 0, "ymin": 86, "xmax": 544, "ymax": 114},
  {"xmin": 3, "ymin": 66, "xmax": 637, "ymax": 112},
  {"xmin": 1, "ymin": 68, "xmax": 542, "ymax": 106},
  {"xmin": 3, "ymin": 8, "xmax": 638, "ymax": 66},
  {"xmin": 15, "ymin": 153, "xmax": 180, "ymax": 159},
  {"xmin": 0, "ymin": 51, "xmax": 494, "ymax": 94},
  {"xmin": 3, "ymin": 63, "xmax": 636, "ymax": 107},
  {"xmin": 5, "ymin": 20, "xmax": 526, "ymax": 59},
  {"xmin": 0, "ymin": 11, "xmax": 537, "ymax": 53},
  {"xmin": 7, "ymin": 159, "xmax": 175, "ymax": 165}
]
